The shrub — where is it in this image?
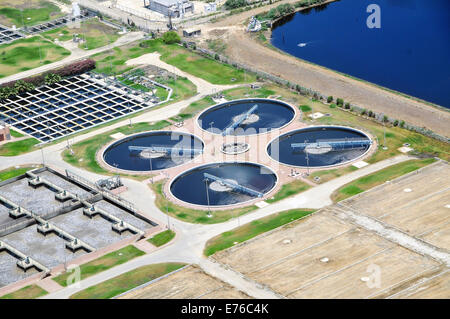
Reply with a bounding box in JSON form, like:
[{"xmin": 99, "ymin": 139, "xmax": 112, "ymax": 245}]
[
  {"xmin": 400, "ymin": 120, "xmax": 405, "ymax": 128},
  {"xmin": 368, "ymin": 110, "xmax": 373, "ymax": 117},
  {"xmin": 327, "ymin": 96, "xmax": 333, "ymax": 103},
  {"xmin": 214, "ymin": 53, "xmax": 220, "ymax": 60},
  {"xmin": 225, "ymin": 0, "xmax": 247, "ymax": 10},
  {"xmin": 383, "ymin": 115, "xmax": 389, "ymax": 123},
  {"xmin": 299, "ymin": 104, "xmax": 312, "ymax": 112},
  {"xmin": 344, "ymin": 102, "xmax": 350, "ymax": 109},
  {"xmin": 329, "ymin": 103, "xmax": 336, "ymax": 109},
  {"xmin": 336, "ymin": 98, "xmax": 344, "ymax": 106},
  {"xmin": 393, "ymin": 120, "xmax": 399, "ymax": 127},
  {"xmin": 361, "ymin": 109, "xmax": 367, "ymax": 115},
  {"xmin": 162, "ymin": 31, "xmax": 180, "ymax": 44}
]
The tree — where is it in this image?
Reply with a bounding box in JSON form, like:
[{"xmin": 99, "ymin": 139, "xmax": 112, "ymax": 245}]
[
  {"xmin": 225, "ymin": 0, "xmax": 247, "ymax": 10},
  {"xmin": 336, "ymin": 98, "xmax": 344, "ymax": 106},
  {"xmin": 162, "ymin": 31, "xmax": 180, "ymax": 44},
  {"xmin": 327, "ymin": 96, "xmax": 333, "ymax": 103},
  {"xmin": 45, "ymin": 73, "xmax": 62, "ymax": 86},
  {"xmin": 344, "ymin": 102, "xmax": 350, "ymax": 109}
]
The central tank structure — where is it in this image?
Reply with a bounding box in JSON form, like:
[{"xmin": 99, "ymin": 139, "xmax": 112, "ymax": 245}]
[
  {"xmin": 170, "ymin": 162, "xmax": 277, "ymax": 206},
  {"xmin": 267, "ymin": 126, "xmax": 372, "ymax": 168},
  {"xmin": 102, "ymin": 131, "xmax": 204, "ymax": 172},
  {"xmin": 197, "ymin": 98, "xmax": 295, "ymax": 136}
]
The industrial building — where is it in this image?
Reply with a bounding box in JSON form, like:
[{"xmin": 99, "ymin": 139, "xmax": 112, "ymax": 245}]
[{"xmin": 143, "ymin": 0, "xmax": 194, "ymax": 17}]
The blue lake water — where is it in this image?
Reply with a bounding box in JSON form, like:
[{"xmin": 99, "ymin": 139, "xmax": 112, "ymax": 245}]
[{"xmin": 271, "ymin": 0, "xmax": 450, "ymax": 108}]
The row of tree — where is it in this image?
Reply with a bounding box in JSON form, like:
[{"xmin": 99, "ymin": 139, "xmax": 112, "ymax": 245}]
[{"xmin": 0, "ymin": 59, "xmax": 96, "ymax": 101}]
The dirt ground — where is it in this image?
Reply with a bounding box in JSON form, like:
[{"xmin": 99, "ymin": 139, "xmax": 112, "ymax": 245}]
[
  {"xmin": 341, "ymin": 161, "xmax": 450, "ymax": 246},
  {"xmin": 118, "ymin": 265, "xmax": 251, "ymax": 299},
  {"xmin": 213, "ymin": 160, "xmax": 450, "ymax": 298},
  {"xmin": 201, "ymin": 1, "xmax": 450, "ymax": 138}
]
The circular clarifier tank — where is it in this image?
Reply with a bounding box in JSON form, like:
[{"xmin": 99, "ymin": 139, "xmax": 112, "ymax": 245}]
[
  {"xmin": 170, "ymin": 162, "xmax": 277, "ymax": 206},
  {"xmin": 267, "ymin": 126, "xmax": 372, "ymax": 168},
  {"xmin": 102, "ymin": 131, "xmax": 204, "ymax": 172},
  {"xmin": 197, "ymin": 98, "xmax": 295, "ymax": 136}
]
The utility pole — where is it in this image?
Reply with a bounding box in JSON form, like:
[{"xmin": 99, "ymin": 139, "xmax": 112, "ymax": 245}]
[{"xmin": 204, "ymin": 178, "xmax": 211, "ymax": 217}]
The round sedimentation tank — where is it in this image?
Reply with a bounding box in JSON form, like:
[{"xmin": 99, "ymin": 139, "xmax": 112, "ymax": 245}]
[
  {"xmin": 267, "ymin": 126, "xmax": 372, "ymax": 168},
  {"xmin": 102, "ymin": 131, "xmax": 204, "ymax": 172},
  {"xmin": 197, "ymin": 98, "xmax": 295, "ymax": 136},
  {"xmin": 170, "ymin": 162, "xmax": 277, "ymax": 206}
]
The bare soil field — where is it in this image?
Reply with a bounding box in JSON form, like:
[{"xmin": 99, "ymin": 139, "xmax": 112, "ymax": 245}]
[
  {"xmin": 341, "ymin": 161, "xmax": 450, "ymax": 239},
  {"xmin": 119, "ymin": 265, "xmax": 250, "ymax": 299},
  {"xmin": 213, "ymin": 161, "xmax": 450, "ymax": 298},
  {"xmin": 204, "ymin": 3, "xmax": 450, "ymax": 137}
]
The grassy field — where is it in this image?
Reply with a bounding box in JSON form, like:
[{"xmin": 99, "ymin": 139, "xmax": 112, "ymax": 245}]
[
  {"xmin": 307, "ymin": 165, "xmax": 358, "ymax": 184},
  {"xmin": 42, "ymin": 19, "xmax": 120, "ymax": 50},
  {"xmin": 62, "ymin": 120, "xmax": 170, "ymax": 175},
  {"xmin": 70, "ymin": 263, "xmax": 185, "ymax": 299},
  {"xmin": 0, "ymin": 137, "xmax": 40, "ymax": 156},
  {"xmin": 0, "ymin": 36, "xmax": 70, "ymax": 78},
  {"xmin": 265, "ymin": 179, "xmax": 311, "ymax": 203},
  {"xmin": 148, "ymin": 229, "xmax": 176, "ymax": 247},
  {"xmin": 0, "ymin": 0, "xmax": 62, "ymax": 27},
  {"xmin": 331, "ymin": 158, "xmax": 437, "ymax": 202},
  {"xmin": 150, "ymin": 181, "xmax": 258, "ymax": 224},
  {"xmin": 0, "ymin": 284, "xmax": 47, "ymax": 299},
  {"xmin": 93, "ymin": 38, "xmax": 255, "ymax": 84},
  {"xmin": 53, "ymin": 245, "xmax": 145, "ymax": 287},
  {"xmin": 0, "ymin": 165, "xmax": 36, "ymax": 181},
  {"xmin": 204, "ymin": 208, "xmax": 316, "ymax": 256}
]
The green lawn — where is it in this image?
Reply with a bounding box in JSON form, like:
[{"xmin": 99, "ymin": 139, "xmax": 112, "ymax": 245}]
[
  {"xmin": 42, "ymin": 19, "xmax": 120, "ymax": 50},
  {"xmin": 150, "ymin": 181, "xmax": 258, "ymax": 224},
  {"xmin": 70, "ymin": 263, "xmax": 185, "ymax": 299},
  {"xmin": 0, "ymin": 1, "xmax": 62, "ymax": 27},
  {"xmin": 0, "ymin": 284, "xmax": 47, "ymax": 299},
  {"xmin": 53, "ymin": 245, "xmax": 145, "ymax": 287},
  {"xmin": 331, "ymin": 158, "xmax": 437, "ymax": 202},
  {"xmin": 62, "ymin": 120, "xmax": 171, "ymax": 174},
  {"xmin": 265, "ymin": 179, "xmax": 311, "ymax": 203},
  {"xmin": 0, "ymin": 137, "xmax": 40, "ymax": 156},
  {"xmin": 0, "ymin": 36, "xmax": 70, "ymax": 78},
  {"xmin": 148, "ymin": 229, "xmax": 176, "ymax": 247},
  {"xmin": 0, "ymin": 165, "xmax": 35, "ymax": 181},
  {"xmin": 204, "ymin": 208, "xmax": 316, "ymax": 256},
  {"xmin": 93, "ymin": 38, "xmax": 255, "ymax": 84},
  {"xmin": 9, "ymin": 129, "xmax": 24, "ymax": 138}
]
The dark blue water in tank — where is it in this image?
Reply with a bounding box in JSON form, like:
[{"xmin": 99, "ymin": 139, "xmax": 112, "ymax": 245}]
[
  {"xmin": 103, "ymin": 131, "xmax": 204, "ymax": 171},
  {"xmin": 267, "ymin": 126, "xmax": 371, "ymax": 167},
  {"xmin": 170, "ymin": 163, "xmax": 277, "ymax": 206},
  {"xmin": 271, "ymin": 0, "xmax": 450, "ymax": 108},
  {"xmin": 198, "ymin": 99, "xmax": 295, "ymax": 135}
]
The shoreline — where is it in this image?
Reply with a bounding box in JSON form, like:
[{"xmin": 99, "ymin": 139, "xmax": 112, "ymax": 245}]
[{"xmin": 266, "ymin": 2, "xmax": 449, "ymax": 112}]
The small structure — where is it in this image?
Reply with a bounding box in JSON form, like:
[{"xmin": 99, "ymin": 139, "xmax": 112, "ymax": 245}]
[
  {"xmin": 0, "ymin": 121, "xmax": 11, "ymax": 142},
  {"xmin": 247, "ymin": 16, "xmax": 261, "ymax": 32},
  {"xmin": 204, "ymin": 2, "xmax": 217, "ymax": 13},
  {"xmin": 144, "ymin": 0, "xmax": 194, "ymax": 18},
  {"xmin": 183, "ymin": 27, "xmax": 201, "ymax": 37}
]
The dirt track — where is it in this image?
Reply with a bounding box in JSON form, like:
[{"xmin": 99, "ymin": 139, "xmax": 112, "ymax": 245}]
[{"xmin": 204, "ymin": 2, "xmax": 450, "ymax": 138}]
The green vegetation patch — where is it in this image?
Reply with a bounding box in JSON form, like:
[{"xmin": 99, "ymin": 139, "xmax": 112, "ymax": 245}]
[
  {"xmin": 0, "ymin": 1, "xmax": 62, "ymax": 27},
  {"xmin": 0, "ymin": 36, "xmax": 70, "ymax": 78},
  {"xmin": 148, "ymin": 230, "xmax": 176, "ymax": 247},
  {"xmin": 0, "ymin": 284, "xmax": 47, "ymax": 299},
  {"xmin": 265, "ymin": 179, "xmax": 311, "ymax": 203},
  {"xmin": 0, "ymin": 166, "xmax": 35, "ymax": 181},
  {"xmin": 42, "ymin": 19, "xmax": 120, "ymax": 50},
  {"xmin": 70, "ymin": 263, "xmax": 185, "ymax": 299},
  {"xmin": 204, "ymin": 208, "xmax": 316, "ymax": 256},
  {"xmin": 332, "ymin": 158, "xmax": 437, "ymax": 202},
  {"xmin": 0, "ymin": 137, "xmax": 39, "ymax": 156},
  {"xmin": 53, "ymin": 245, "xmax": 145, "ymax": 287},
  {"xmin": 93, "ymin": 38, "xmax": 255, "ymax": 84}
]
